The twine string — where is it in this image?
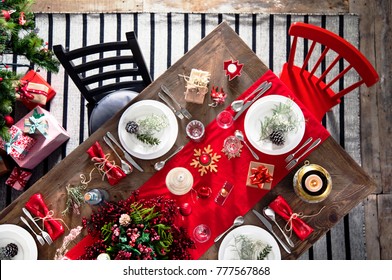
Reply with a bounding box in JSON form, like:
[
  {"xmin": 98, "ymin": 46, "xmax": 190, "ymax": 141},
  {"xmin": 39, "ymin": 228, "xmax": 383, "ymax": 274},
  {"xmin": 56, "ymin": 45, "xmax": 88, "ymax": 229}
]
[{"xmin": 284, "ymin": 206, "xmax": 326, "ymax": 237}]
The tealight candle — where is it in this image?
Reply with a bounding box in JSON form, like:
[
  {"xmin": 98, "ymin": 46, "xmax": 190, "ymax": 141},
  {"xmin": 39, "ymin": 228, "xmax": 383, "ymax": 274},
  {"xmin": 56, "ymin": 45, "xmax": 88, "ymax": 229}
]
[
  {"xmin": 304, "ymin": 174, "xmax": 323, "ymax": 192},
  {"xmin": 227, "ymin": 63, "xmax": 237, "ymax": 73}
]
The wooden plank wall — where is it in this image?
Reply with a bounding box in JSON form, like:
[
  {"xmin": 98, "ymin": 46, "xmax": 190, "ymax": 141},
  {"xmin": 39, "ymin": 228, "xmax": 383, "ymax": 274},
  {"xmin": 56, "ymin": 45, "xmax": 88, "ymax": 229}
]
[{"xmin": 32, "ymin": 0, "xmax": 349, "ymax": 14}]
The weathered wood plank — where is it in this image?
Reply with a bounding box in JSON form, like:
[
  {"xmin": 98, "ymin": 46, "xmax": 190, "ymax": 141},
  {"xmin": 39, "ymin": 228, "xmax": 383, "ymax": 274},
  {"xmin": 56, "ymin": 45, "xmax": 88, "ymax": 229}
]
[
  {"xmin": 378, "ymin": 194, "xmax": 392, "ymax": 259},
  {"xmin": 31, "ymin": 0, "xmax": 349, "ymax": 14},
  {"xmin": 32, "ymin": 0, "xmax": 143, "ymax": 13},
  {"xmin": 364, "ymin": 194, "xmax": 380, "ymax": 259}
]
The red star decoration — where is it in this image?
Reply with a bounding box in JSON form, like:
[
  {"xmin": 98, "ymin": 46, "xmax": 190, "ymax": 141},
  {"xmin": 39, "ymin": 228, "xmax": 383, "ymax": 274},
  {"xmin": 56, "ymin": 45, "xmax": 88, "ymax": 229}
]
[{"xmin": 223, "ymin": 59, "xmax": 244, "ymax": 81}]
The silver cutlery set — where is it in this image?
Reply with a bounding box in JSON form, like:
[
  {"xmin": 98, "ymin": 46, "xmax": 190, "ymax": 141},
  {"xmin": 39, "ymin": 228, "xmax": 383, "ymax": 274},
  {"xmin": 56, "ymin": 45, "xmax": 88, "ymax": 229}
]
[
  {"xmin": 20, "ymin": 207, "xmax": 53, "ymax": 246},
  {"xmin": 159, "ymin": 85, "xmax": 192, "ymax": 120}
]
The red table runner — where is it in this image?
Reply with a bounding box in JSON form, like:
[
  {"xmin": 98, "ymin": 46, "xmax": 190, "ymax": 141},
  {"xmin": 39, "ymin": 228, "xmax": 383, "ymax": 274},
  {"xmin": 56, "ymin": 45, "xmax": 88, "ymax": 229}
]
[
  {"xmin": 136, "ymin": 70, "xmax": 330, "ymax": 259},
  {"xmin": 65, "ymin": 70, "xmax": 330, "ymax": 260}
]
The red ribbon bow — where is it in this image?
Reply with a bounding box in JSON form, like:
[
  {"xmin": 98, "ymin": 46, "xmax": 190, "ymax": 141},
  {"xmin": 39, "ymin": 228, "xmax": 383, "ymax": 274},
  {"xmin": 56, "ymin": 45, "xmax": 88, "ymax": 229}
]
[
  {"xmin": 16, "ymin": 82, "xmax": 35, "ymax": 100},
  {"xmin": 25, "ymin": 193, "xmax": 65, "ymax": 241},
  {"xmin": 86, "ymin": 141, "xmax": 126, "ymax": 186},
  {"xmin": 6, "ymin": 167, "xmax": 31, "ymax": 190},
  {"xmin": 249, "ymin": 165, "xmax": 273, "ymax": 189},
  {"xmin": 269, "ymin": 195, "xmax": 314, "ymax": 241}
]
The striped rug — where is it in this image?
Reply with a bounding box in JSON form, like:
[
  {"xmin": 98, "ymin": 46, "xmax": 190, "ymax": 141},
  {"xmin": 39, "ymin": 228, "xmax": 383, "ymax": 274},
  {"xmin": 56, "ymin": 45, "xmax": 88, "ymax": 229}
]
[{"xmin": 1, "ymin": 13, "xmax": 364, "ymax": 260}]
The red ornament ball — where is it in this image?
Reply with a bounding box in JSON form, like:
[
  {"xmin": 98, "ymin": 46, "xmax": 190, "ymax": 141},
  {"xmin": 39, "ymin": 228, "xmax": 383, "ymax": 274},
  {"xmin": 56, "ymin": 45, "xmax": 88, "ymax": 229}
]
[
  {"xmin": 2, "ymin": 10, "xmax": 11, "ymax": 21},
  {"xmin": 199, "ymin": 153, "xmax": 211, "ymax": 166},
  {"xmin": 4, "ymin": 115, "xmax": 14, "ymax": 127},
  {"xmin": 197, "ymin": 186, "xmax": 212, "ymax": 199},
  {"xmin": 179, "ymin": 202, "xmax": 192, "ymax": 216}
]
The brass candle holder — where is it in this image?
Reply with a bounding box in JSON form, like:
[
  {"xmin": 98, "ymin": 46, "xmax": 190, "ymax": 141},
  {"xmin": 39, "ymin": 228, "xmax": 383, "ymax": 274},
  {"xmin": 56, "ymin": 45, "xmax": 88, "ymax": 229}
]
[{"xmin": 293, "ymin": 160, "xmax": 332, "ymax": 203}]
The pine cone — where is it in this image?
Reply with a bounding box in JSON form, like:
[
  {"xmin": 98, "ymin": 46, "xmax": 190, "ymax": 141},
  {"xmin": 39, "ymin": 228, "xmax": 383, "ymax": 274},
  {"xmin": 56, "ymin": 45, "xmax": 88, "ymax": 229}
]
[
  {"xmin": 125, "ymin": 121, "xmax": 139, "ymax": 134},
  {"xmin": 0, "ymin": 243, "xmax": 18, "ymax": 259},
  {"xmin": 269, "ymin": 130, "xmax": 285, "ymax": 146}
]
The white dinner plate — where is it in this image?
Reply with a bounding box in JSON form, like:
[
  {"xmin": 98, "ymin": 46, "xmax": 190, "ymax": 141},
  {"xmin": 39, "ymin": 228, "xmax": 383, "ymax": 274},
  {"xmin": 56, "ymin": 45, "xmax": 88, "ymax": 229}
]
[
  {"xmin": 218, "ymin": 225, "xmax": 281, "ymax": 260},
  {"xmin": 0, "ymin": 224, "xmax": 38, "ymax": 260},
  {"xmin": 244, "ymin": 95, "xmax": 305, "ymax": 155},
  {"xmin": 118, "ymin": 100, "xmax": 178, "ymax": 160}
]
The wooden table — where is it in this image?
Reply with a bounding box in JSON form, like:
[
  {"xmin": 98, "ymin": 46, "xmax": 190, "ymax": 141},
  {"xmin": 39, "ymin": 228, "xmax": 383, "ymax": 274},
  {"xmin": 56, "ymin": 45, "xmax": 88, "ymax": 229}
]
[{"xmin": 0, "ymin": 22, "xmax": 376, "ymax": 260}]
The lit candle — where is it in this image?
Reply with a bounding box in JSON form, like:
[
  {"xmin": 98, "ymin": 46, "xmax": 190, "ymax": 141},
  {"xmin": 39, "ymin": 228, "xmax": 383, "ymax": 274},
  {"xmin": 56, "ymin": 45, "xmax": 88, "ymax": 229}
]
[
  {"xmin": 227, "ymin": 63, "xmax": 237, "ymax": 73},
  {"xmin": 304, "ymin": 174, "xmax": 323, "ymax": 192}
]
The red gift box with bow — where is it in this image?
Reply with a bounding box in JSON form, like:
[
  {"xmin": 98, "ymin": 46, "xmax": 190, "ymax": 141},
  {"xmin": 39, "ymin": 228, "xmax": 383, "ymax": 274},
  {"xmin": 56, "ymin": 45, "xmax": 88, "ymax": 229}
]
[
  {"xmin": 16, "ymin": 70, "xmax": 56, "ymax": 110},
  {"xmin": 5, "ymin": 167, "xmax": 32, "ymax": 191}
]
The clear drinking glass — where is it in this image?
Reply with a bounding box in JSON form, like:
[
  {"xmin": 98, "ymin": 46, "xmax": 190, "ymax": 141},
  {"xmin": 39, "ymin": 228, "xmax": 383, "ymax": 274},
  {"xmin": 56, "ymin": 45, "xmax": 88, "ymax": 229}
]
[
  {"xmin": 186, "ymin": 120, "xmax": 205, "ymax": 142},
  {"xmin": 216, "ymin": 110, "xmax": 234, "ymax": 129},
  {"xmin": 193, "ymin": 224, "xmax": 211, "ymax": 243}
]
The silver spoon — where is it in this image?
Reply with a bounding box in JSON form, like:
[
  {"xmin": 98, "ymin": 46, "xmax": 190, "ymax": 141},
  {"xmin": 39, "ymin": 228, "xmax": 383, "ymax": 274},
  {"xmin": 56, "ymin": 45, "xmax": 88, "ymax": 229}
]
[
  {"xmin": 103, "ymin": 136, "xmax": 132, "ymax": 174},
  {"xmin": 263, "ymin": 206, "xmax": 295, "ymax": 247},
  {"xmin": 214, "ymin": 216, "xmax": 244, "ymax": 242},
  {"xmin": 234, "ymin": 130, "xmax": 259, "ymax": 160},
  {"xmin": 230, "ymin": 81, "xmax": 268, "ymax": 112},
  {"xmin": 154, "ymin": 145, "xmax": 184, "ymax": 171}
]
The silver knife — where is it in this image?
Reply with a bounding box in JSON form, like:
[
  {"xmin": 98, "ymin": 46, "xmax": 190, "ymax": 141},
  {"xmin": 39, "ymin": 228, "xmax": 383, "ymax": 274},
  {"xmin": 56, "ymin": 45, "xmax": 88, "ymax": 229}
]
[
  {"xmin": 106, "ymin": 132, "xmax": 144, "ymax": 172},
  {"xmin": 252, "ymin": 209, "xmax": 291, "ymax": 254},
  {"xmin": 233, "ymin": 82, "xmax": 273, "ymax": 120},
  {"xmin": 161, "ymin": 85, "xmax": 192, "ymax": 119},
  {"xmin": 158, "ymin": 92, "xmax": 184, "ymax": 119}
]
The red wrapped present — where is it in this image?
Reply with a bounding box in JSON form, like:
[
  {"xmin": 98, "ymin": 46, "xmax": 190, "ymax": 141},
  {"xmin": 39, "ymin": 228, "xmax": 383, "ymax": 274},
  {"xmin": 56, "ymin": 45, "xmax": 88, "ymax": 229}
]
[
  {"xmin": 16, "ymin": 70, "xmax": 56, "ymax": 110},
  {"xmin": 25, "ymin": 193, "xmax": 65, "ymax": 241},
  {"xmin": 246, "ymin": 161, "xmax": 274, "ymax": 190},
  {"xmin": 14, "ymin": 106, "xmax": 70, "ymax": 169},
  {"xmin": 0, "ymin": 125, "xmax": 36, "ymax": 160},
  {"xmin": 5, "ymin": 167, "xmax": 32, "ymax": 191}
]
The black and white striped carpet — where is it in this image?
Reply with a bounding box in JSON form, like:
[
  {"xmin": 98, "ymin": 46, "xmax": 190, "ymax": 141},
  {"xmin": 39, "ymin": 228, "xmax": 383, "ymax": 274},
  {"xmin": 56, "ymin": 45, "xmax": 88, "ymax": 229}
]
[{"xmin": 1, "ymin": 13, "xmax": 364, "ymax": 259}]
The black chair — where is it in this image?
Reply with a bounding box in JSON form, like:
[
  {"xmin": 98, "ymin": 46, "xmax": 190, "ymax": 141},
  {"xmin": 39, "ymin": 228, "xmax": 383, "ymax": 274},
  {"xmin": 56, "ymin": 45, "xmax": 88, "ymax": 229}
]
[{"xmin": 53, "ymin": 31, "xmax": 152, "ymax": 134}]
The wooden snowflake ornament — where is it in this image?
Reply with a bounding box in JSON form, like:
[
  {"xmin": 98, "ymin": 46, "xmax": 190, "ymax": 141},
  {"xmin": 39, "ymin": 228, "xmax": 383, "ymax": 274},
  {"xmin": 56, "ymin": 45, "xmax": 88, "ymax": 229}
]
[{"xmin": 190, "ymin": 145, "xmax": 221, "ymax": 176}]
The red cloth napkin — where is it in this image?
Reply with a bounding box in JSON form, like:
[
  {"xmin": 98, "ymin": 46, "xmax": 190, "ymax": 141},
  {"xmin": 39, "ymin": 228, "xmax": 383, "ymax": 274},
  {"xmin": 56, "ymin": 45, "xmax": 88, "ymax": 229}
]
[
  {"xmin": 269, "ymin": 195, "xmax": 313, "ymax": 240},
  {"xmin": 25, "ymin": 193, "xmax": 65, "ymax": 241},
  {"xmin": 86, "ymin": 141, "xmax": 126, "ymax": 186}
]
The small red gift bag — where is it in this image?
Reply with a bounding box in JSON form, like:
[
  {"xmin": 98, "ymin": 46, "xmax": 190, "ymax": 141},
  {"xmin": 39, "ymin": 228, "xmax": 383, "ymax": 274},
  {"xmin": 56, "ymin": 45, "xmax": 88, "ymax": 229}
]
[{"xmin": 16, "ymin": 70, "xmax": 56, "ymax": 110}]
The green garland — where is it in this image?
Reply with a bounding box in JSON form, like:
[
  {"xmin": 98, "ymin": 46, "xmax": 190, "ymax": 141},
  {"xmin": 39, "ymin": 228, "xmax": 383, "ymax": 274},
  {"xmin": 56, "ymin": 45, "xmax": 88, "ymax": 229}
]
[{"xmin": 0, "ymin": 0, "xmax": 60, "ymax": 141}]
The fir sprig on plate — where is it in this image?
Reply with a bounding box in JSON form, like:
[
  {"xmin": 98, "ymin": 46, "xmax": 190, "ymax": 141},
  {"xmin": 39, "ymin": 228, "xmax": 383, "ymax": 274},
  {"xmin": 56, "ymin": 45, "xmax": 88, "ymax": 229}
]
[
  {"xmin": 258, "ymin": 100, "xmax": 301, "ymax": 146},
  {"xmin": 231, "ymin": 234, "xmax": 272, "ymax": 260},
  {"xmin": 126, "ymin": 114, "xmax": 169, "ymax": 146}
]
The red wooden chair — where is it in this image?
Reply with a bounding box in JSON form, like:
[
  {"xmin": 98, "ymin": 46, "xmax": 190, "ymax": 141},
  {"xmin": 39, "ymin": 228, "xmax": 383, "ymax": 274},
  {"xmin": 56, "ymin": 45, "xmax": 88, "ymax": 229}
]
[{"xmin": 280, "ymin": 22, "xmax": 379, "ymax": 122}]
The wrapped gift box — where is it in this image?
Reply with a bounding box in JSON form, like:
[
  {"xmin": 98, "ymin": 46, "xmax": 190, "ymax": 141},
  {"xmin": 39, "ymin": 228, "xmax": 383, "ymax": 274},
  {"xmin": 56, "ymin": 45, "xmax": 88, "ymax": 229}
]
[
  {"xmin": 0, "ymin": 125, "xmax": 37, "ymax": 160},
  {"xmin": 5, "ymin": 167, "xmax": 32, "ymax": 191},
  {"xmin": 13, "ymin": 106, "xmax": 70, "ymax": 169},
  {"xmin": 246, "ymin": 161, "xmax": 274, "ymax": 190},
  {"xmin": 16, "ymin": 70, "xmax": 56, "ymax": 110}
]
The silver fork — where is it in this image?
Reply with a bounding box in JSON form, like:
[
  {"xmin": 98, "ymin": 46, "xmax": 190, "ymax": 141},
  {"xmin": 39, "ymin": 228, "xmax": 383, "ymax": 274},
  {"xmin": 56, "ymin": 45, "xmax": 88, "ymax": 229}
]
[
  {"xmin": 158, "ymin": 92, "xmax": 184, "ymax": 119},
  {"xmin": 285, "ymin": 137, "xmax": 313, "ymax": 163},
  {"xmin": 286, "ymin": 138, "xmax": 322, "ymax": 170},
  {"xmin": 22, "ymin": 207, "xmax": 53, "ymax": 245},
  {"xmin": 161, "ymin": 85, "xmax": 192, "ymax": 119},
  {"xmin": 103, "ymin": 135, "xmax": 132, "ymax": 174},
  {"xmin": 20, "ymin": 216, "xmax": 45, "ymax": 246}
]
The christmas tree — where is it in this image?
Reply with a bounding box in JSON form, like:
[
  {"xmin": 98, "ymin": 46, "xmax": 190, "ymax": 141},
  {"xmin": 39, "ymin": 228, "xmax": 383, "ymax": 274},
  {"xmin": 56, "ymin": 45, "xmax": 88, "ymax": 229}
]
[{"xmin": 0, "ymin": 0, "xmax": 59, "ymax": 141}]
